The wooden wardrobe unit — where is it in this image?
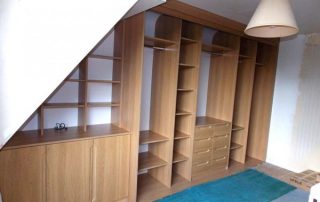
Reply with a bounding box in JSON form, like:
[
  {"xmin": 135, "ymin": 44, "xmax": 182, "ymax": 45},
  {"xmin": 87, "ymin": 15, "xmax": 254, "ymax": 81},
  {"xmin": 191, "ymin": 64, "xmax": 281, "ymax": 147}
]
[{"xmin": 0, "ymin": 3, "xmax": 279, "ymax": 202}]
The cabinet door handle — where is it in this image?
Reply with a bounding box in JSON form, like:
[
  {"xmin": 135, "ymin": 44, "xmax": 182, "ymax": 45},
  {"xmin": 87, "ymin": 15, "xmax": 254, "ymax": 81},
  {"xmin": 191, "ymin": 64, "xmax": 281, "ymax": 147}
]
[
  {"xmin": 196, "ymin": 149, "xmax": 211, "ymax": 154},
  {"xmin": 92, "ymin": 145, "xmax": 97, "ymax": 202},
  {"xmin": 196, "ymin": 161, "xmax": 209, "ymax": 167}
]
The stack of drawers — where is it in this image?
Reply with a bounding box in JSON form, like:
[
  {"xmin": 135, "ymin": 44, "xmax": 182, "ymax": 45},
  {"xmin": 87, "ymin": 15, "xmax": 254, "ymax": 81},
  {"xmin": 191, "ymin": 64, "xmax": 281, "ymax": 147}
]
[{"xmin": 192, "ymin": 123, "xmax": 231, "ymax": 175}]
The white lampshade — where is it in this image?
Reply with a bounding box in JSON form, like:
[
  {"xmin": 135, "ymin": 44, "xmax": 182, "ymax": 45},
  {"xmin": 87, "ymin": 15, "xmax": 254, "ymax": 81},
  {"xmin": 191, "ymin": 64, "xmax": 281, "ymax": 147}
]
[{"xmin": 245, "ymin": 0, "xmax": 299, "ymax": 38}]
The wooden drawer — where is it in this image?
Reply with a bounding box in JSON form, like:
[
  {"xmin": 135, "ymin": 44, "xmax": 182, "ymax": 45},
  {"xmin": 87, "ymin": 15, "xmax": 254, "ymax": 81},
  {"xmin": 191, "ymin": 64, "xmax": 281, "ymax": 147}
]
[
  {"xmin": 212, "ymin": 156, "xmax": 228, "ymax": 169},
  {"xmin": 193, "ymin": 148, "xmax": 212, "ymax": 162},
  {"xmin": 195, "ymin": 126, "xmax": 213, "ymax": 140},
  {"xmin": 212, "ymin": 128, "xmax": 231, "ymax": 137},
  {"xmin": 212, "ymin": 145, "xmax": 228, "ymax": 159},
  {"xmin": 193, "ymin": 137, "xmax": 212, "ymax": 152},
  {"xmin": 212, "ymin": 123, "xmax": 231, "ymax": 132},
  {"xmin": 192, "ymin": 159, "xmax": 212, "ymax": 174},
  {"xmin": 212, "ymin": 134, "xmax": 230, "ymax": 148}
]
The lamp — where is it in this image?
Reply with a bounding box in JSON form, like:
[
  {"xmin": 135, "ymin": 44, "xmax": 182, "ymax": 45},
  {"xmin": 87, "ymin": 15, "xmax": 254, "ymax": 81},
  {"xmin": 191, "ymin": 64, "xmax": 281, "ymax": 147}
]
[{"xmin": 245, "ymin": 0, "xmax": 299, "ymax": 38}]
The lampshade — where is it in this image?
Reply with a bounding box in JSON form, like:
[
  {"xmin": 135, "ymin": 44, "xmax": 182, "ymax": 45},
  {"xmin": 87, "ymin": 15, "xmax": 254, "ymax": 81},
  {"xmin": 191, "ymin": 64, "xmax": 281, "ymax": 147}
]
[{"xmin": 245, "ymin": 0, "xmax": 299, "ymax": 38}]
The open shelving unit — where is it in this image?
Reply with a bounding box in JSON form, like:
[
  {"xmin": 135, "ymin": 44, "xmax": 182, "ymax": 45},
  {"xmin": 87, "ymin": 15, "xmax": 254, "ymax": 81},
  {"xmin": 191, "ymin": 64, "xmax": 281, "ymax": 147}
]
[
  {"xmin": 137, "ymin": 12, "xmax": 182, "ymax": 196},
  {"xmin": 230, "ymin": 38, "xmax": 257, "ymax": 163},
  {"xmin": 16, "ymin": 22, "xmax": 126, "ymax": 139},
  {"xmin": 173, "ymin": 21, "xmax": 202, "ymax": 182}
]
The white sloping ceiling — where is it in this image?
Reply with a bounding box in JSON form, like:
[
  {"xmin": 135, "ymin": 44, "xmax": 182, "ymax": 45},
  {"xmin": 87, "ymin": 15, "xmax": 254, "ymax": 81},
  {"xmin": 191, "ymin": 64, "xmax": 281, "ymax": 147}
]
[{"xmin": 0, "ymin": 0, "xmax": 165, "ymax": 149}]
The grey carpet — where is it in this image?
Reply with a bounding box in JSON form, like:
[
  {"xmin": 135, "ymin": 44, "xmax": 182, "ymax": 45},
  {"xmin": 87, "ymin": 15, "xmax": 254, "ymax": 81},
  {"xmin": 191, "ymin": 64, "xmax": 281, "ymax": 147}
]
[{"xmin": 272, "ymin": 189, "xmax": 309, "ymax": 202}]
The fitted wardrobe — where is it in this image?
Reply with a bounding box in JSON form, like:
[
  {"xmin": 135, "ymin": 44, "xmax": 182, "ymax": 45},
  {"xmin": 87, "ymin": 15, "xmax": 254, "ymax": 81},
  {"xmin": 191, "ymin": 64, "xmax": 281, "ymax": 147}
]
[{"xmin": 0, "ymin": 2, "xmax": 278, "ymax": 202}]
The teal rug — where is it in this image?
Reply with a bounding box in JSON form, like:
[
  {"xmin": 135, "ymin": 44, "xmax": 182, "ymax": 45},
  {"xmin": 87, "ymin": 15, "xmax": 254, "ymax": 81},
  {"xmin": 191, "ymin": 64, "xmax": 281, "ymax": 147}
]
[{"xmin": 157, "ymin": 169, "xmax": 296, "ymax": 202}]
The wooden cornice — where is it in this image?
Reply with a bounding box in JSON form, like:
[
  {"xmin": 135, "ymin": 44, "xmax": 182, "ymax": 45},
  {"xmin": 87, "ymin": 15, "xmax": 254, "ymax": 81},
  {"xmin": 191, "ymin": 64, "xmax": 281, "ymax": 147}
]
[{"xmin": 152, "ymin": 0, "xmax": 279, "ymax": 46}]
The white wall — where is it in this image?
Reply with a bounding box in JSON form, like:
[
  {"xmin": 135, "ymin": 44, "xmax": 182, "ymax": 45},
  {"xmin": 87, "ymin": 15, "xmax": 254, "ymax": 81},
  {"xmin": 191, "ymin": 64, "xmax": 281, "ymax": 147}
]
[
  {"xmin": 267, "ymin": 34, "xmax": 320, "ymax": 172},
  {"xmin": 196, "ymin": 52, "xmax": 210, "ymax": 116},
  {"xmin": 0, "ymin": 0, "xmax": 139, "ymax": 149}
]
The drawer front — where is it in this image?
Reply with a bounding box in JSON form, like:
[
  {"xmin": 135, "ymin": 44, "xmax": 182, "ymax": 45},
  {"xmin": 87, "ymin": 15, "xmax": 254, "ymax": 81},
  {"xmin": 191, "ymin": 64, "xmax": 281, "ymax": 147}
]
[
  {"xmin": 212, "ymin": 156, "xmax": 228, "ymax": 169},
  {"xmin": 193, "ymin": 148, "xmax": 212, "ymax": 162},
  {"xmin": 212, "ymin": 145, "xmax": 228, "ymax": 159},
  {"xmin": 213, "ymin": 128, "xmax": 231, "ymax": 137},
  {"xmin": 193, "ymin": 137, "xmax": 212, "ymax": 152},
  {"xmin": 195, "ymin": 126, "xmax": 213, "ymax": 140},
  {"xmin": 212, "ymin": 123, "xmax": 231, "ymax": 132},
  {"xmin": 212, "ymin": 134, "xmax": 230, "ymax": 148},
  {"xmin": 192, "ymin": 159, "xmax": 212, "ymax": 174}
]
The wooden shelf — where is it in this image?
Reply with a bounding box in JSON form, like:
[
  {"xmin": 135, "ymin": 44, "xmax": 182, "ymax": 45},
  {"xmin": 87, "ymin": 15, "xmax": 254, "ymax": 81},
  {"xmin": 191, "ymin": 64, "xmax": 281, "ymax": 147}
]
[
  {"xmin": 181, "ymin": 37, "xmax": 198, "ymax": 44},
  {"xmin": 256, "ymin": 62, "xmax": 264, "ymax": 66},
  {"xmin": 173, "ymin": 152, "xmax": 188, "ymax": 163},
  {"xmin": 87, "ymin": 102, "xmax": 120, "ymax": 107},
  {"xmin": 65, "ymin": 79, "xmax": 86, "ymax": 83},
  {"xmin": 138, "ymin": 152, "xmax": 167, "ymax": 172},
  {"xmin": 4, "ymin": 124, "xmax": 129, "ymax": 150},
  {"xmin": 144, "ymin": 36, "xmax": 177, "ymax": 49},
  {"xmin": 137, "ymin": 173, "xmax": 168, "ymax": 201},
  {"xmin": 89, "ymin": 54, "xmax": 121, "ymax": 60},
  {"xmin": 230, "ymin": 142, "xmax": 243, "ymax": 150},
  {"xmin": 174, "ymin": 131, "xmax": 190, "ymax": 140},
  {"xmin": 179, "ymin": 63, "xmax": 196, "ymax": 69},
  {"xmin": 87, "ymin": 80, "xmax": 120, "ymax": 84},
  {"xmin": 43, "ymin": 103, "xmax": 85, "ymax": 108},
  {"xmin": 239, "ymin": 54, "xmax": 253, "ymax": 59},
  {"xmin": 177, "ymin": 88, "xmax": 194, "ymax": 92},
  {"xmin": 232, "ymin": 124, "xmax": 244, "ymax": 131},
  {"xmin": 202, "ymin": 43, "xmax": 232, "ymax": 54},
  {"xmin": 139, "ymin": 131, "xmax": 169, "ymax": 144},
  {"xmin": 196, "ymin": 116, "xmax": 230, "ymax": 127},
  {"xmin": 176, "ymin": 110, "xmax": 192, "ymax": 116},
  {"xmin": 66, "ymin": 79, "xmax": 120, "ymax": 84}
]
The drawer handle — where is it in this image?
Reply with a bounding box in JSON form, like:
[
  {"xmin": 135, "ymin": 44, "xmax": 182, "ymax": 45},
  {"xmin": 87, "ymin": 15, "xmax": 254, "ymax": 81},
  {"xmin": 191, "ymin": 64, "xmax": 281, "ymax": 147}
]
[
  {"xmin": 196, "ymin": 161, "xmax": 209, "ymax": 167},
  {"xmin": 199, "ymin": 137, "xmax": 211, "ymax": 141},
  {"xmin": 196, "ymin": 149, "xmax": 210, "ymax": 154},
  {"xmin": 215, "ymin": 146, "xmax": 227, "ymax": 151},
  {"xmin": 215, "ymin": 156, "xmax": 226, "ymax": 162},
  {"xmin": 215, "ymin": 134, "xmax": 229, "ymax": 138}
]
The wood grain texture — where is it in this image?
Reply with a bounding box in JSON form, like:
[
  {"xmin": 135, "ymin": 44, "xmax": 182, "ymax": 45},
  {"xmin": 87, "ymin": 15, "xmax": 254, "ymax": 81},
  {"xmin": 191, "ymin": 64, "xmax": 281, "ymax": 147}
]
[
  {"xmin": 206, "ymin": 33, "xmax": 240, "ymax": 122},
  {"xmin": 173, "ymin": 21, "xmax": 202, "ymax": 181},
  {"xmin": 0, "ymin": 146, "xmax": 46, "ymax": 202},
  {"xmin": 3, "ymin": 124, "xmax": 129, "ymax": 150},
  {"xmin": 231, "ymin": 39, "xmax": 257, "ymax": 163},
  {"xmin": 247, "ymin": 43, "xmax": 279, "ymax": 161},
  {"xmin": 94, "ymin": 135, "xmax": 130, "ymax": 202},
  {"xmin": 148, "ymin": 14, "xmax": 182, "ymax": 188},
  {"xmin": 122, "ymin": 13, "xmax": 145, "ymax": 202},
  {"xmin": 46, "ymin": 140, "xmax": 92, "ymax": 202}
]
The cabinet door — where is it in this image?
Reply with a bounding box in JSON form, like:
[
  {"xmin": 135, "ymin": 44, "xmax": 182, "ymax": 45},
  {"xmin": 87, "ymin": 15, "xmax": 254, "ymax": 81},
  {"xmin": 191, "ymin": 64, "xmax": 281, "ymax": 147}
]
[
  {"xmin": 46, "ymin": 140, "xmax": 92, "ymax": 202},
  {"xmin": 0, "ymin": 146, "xmax": 45, "ymax": 202},
  {"xmin": 93, "ymin": 135, "xmax": 130, "ymax": 202}
]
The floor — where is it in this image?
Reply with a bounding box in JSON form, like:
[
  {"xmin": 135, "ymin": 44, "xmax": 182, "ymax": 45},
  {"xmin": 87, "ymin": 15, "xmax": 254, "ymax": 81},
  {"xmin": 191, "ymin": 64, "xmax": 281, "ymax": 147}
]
[{"xmin": 137, "ymin": 158, "xmax": 309, "ymax": 202}]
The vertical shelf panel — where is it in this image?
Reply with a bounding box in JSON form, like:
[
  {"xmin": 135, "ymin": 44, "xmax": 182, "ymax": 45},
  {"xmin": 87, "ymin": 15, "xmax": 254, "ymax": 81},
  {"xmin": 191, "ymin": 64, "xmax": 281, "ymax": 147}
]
[{"xmin": 122, "ymin": 13, "xmax": 145, "ymax": 202}]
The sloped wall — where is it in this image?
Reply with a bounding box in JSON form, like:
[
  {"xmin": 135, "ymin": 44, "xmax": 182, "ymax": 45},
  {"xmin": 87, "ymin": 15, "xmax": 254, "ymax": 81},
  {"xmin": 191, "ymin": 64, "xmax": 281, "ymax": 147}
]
[{"xmin": 0, "ymin": 0, "xmax": 139, "ymax": 149}]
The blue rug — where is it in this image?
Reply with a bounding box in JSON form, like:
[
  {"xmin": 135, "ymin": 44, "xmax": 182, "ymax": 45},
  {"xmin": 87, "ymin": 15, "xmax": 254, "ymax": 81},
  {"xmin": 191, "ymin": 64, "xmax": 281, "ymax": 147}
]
[{"xmin": 157, "ymin": 169, "xmax": 296, "ymax": 202}]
